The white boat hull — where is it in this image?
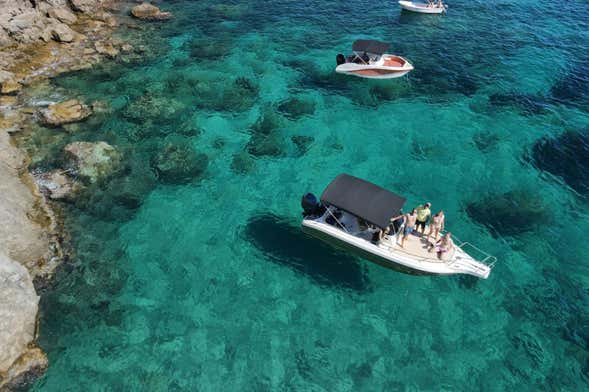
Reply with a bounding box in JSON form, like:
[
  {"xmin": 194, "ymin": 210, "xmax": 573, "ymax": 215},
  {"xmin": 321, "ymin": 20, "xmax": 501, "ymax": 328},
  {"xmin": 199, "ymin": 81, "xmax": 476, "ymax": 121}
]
[
  {"xmin": 302, "ymin": 219, "xmax": 491, "ymax": 279},
  {"xmin": 335, "ymin": 55, "xmax": 414, "ymax": 79},
  {"xmin": 398, "ymin": 1, "xmax": 447, "ymax": 14}
]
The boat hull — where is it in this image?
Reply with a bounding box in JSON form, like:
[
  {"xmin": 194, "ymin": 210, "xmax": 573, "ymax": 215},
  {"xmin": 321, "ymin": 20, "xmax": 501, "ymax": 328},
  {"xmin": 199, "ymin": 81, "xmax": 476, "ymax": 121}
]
[
  {"xmin": 302, "ymin": 222, "xmax": 433, "ymax": 276},
  {"xmin": 301, "ymin": 218, "xmax": 491, "ymax": 279},
  {"xmin": 399, "ymin": 1, "xmax": 446, "ymax": 14},
  {"xmin": 335, "ymin": 55, "xmax": 414, "ymax": 79},
  {"xmin": 335, "ymin": 64, "xmax": 412, "ymax": 79}
]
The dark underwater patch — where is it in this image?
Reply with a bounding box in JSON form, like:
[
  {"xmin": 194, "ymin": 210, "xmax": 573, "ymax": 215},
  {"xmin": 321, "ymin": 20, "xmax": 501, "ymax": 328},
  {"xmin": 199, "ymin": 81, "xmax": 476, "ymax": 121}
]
[
  {"xmin": 185, "ymin": 37, "xmax": 233, "ymax": 61},
  {"xmin": 550, "ymin": 61, "xmax": 589, "ymax": 109},
  {"xmin": 291, "ymin": 135, "xmax": 314, "ymax": 156},
  {"xmin": 230, "ymin": 151, "xmax": 256, "ymax": 174},
  {"xmin": 472, "ymin": 130, "xmax": 502, "ymax": 152},
  {"xmin": 150, "ymin": 135, "xmax": 209, "ymax": 184},
  {"xmin": 489, "ymin": 92, "xmax": 551, "ymax": 115},
  {"xmin": 243, "ymin": 214, "xmax": 370, "ymax": 292},
  {"xmin": 465, "ymin": 189, "xmax": 552, "ymax": 236},
  {"xmin": 527, "ymin": 128, "xmax": 589, "ymax": 197},
  {"xmin": 246, "ymin": 108, "xmax": 286, "ymax": 157},
  {"xmin": 277, "ymin": 96, "xmax": 316, "ymax": 120}
]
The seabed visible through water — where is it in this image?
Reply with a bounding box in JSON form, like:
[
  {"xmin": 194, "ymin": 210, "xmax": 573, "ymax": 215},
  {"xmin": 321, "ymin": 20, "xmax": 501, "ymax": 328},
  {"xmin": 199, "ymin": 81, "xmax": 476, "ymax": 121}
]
[{"xmin": 21, "ymin": 0, "xmax": 589, "ymax": 390}]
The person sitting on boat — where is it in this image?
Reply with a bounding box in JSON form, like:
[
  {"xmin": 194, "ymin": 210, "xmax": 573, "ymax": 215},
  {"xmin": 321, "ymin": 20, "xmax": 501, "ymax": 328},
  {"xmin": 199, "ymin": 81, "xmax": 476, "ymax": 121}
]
[
  {"xmin": 415, "ymin": 202, "xmax": 431, "ymax": 236},
  {"xmin": 390, "ymin": 209, "xmax": 417, "ymax": 248},
  {"xmin": 361, "ymin": 51, "xmax": 370, "ymax": 63},
  {"xmin": 429, "ymin": 232, "xmax": 454, "ymax": 260},
  {"xmin": 427, "ymin": 210, "xmax": 445, "ymax": 241}
]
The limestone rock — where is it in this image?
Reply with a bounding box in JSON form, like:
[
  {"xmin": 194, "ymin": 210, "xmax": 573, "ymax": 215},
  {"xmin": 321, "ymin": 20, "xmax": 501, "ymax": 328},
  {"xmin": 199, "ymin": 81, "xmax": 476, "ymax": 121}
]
[
  {"xmin": 35, "ymin": 170, "xmax": 81, "ymax": 201},
  {"xmin": 0, "ymin": 252, "xmax": 40, "ymax": 383},
  {"xmin": 40, "ymin": 99, "xmax": 92, "ymax": 126},
  {"xmin": 131, "ymin": 2, "xmax": 172, "ymax": 20},
  {"xmin": 0, "ymin": 70, "xmax": 22, "ymax": 95},
  {"xmin": 50, "ymin": 23, "xmax": 76, "ymax": 43},
  {"xmin": 94, "ymin": 41, "xmax": 119, "ymax": 58},
  {"xmin": 0, "ymin": 347, "xmax": 48, "ymax": 391},
  {"xmin": 64, "ymin": 141, "xmax": 121, "ymax": 183},
  {"xmin": 93, "ymin": 11, "xmax": 118, "ymax": 27},
  {"xmin": 47, "ymin": 7, "xmax": 78, "ymax": 25},
  {"xmin": 69, "ymin": 0, "xmax": 104, "ymax": 14},
  {"xmin": 0, "ymin": 131, "xmax": 52, "ymax": 276}
]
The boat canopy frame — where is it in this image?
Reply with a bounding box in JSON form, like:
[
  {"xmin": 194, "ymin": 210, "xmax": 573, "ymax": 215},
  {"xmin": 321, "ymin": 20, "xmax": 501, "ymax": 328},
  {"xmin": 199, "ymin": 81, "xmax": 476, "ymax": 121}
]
[
  {"xmin": 348, "ymin": 39, "xmax": 390, "ymax": 64},
  {"xmin": 320, "ymin": 174, "xmax": 406, "ymax": 230}
]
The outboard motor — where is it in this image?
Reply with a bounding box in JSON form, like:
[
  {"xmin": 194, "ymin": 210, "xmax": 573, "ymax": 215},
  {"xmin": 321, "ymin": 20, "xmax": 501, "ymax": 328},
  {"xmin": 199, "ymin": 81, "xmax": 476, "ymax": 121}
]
[
  {"xmin": 336, "ymin": 53, "xmax": 346, "ymax": 66},
  {"xmin": 301, "ymin": 193, "xmax": 320, "ymax": 217}
]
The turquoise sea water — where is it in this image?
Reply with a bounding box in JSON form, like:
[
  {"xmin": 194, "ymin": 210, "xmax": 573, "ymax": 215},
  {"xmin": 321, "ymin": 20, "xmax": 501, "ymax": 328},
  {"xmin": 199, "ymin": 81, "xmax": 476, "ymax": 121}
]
[{"xmin": 22, "ymin": 0, "xmax": 589, "ymax": 390}]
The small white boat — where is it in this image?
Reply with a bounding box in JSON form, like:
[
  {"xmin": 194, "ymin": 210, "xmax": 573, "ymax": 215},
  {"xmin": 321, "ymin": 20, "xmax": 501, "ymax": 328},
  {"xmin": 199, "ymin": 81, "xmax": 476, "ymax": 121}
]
[
  {"xmin": 399, "ymin": 0, "xmax": 448, "ymax": 14},
  {"xmin": 301, "ymin": 174, "xmax": 496, "ymax": 279},
  {"xmin": 335, "ymin": 39, "xmax": 414, "ymax": 79}
]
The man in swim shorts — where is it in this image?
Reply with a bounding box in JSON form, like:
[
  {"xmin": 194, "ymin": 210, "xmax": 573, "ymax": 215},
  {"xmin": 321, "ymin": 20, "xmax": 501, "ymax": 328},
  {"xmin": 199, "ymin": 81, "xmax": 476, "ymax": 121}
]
[
  {"xmin": 415, "ymin": 202, "xmax": 431, "ymax": 236},
  {"xmin": 390, "ymin": 209, "xmax": 417, "ymax": 248}
]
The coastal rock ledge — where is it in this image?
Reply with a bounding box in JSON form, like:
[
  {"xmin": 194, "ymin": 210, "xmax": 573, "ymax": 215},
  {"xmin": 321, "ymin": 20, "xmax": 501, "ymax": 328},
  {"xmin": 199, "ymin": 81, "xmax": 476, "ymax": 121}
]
[
  {"xmin": 0, "ymin": 253, "xmax": 47, "ymax": 391},
  {"xmin": 131, "ymin": 2, "xmax": 172, "ymax": 20}
]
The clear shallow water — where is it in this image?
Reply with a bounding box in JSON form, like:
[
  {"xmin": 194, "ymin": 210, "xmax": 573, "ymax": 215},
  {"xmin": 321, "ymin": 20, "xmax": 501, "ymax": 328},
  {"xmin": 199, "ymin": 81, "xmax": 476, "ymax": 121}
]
[{"xmin": 22, "ymin": 0, "xmax": 589, "ymax": 390}]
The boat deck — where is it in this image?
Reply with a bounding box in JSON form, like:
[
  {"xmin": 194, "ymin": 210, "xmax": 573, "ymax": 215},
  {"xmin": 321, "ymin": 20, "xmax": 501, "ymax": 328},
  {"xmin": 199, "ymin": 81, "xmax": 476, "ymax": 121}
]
[
  {"xmin": 383, "ymin": 56, "xmax": 405, "ymax": 67},
  {"xmin": 379, "ymin": 231, "xmax": 453, "ymax": 262}
]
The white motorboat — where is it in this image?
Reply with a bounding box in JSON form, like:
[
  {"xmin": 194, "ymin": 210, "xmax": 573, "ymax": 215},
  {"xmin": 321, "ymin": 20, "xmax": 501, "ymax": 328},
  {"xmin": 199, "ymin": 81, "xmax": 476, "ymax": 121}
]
[
  {"xmin": 335, "ymin": 39, "xmax": 414, "ymax": 79},
  {"xmin": 301, "ymin": 174, "xmax": 496, "ymax": 279},
  {"xmin": 399, "ymin": 1, "xmax": 447, "ymax": 14}
]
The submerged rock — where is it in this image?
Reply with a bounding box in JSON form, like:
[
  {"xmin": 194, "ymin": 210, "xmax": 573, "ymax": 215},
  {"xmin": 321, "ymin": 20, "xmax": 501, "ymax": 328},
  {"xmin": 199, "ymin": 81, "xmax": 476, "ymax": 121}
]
[
  {"xmin": 131, "ymin": 3, "xmax": 172, "ymax": 20},
  {"xmin": 291, "ymin": 135, "xmax": 314, "ymax": 156},
  {"xmin": 35, "ymin": 170, "xmax": 82, "ymax": 201},
  {"xmin": 0, "ymin": 252, "xmax": 44, "ymax": 391},
  {"xmin": 151, "ymin": 137, "xmax": 208, "ymax": 184},
  {"xmin": 220, "ymin": 77, "xmax": 259, "ymax": 112},
  {"xmin": 187, "ymin": 37, "xmax": 232, "ymax": 60},
  {"xmin": 472, "ymin": 131, "xmax": 501, "ymax": 152},
  {"xmin": 246, "ymin": 109, "xmax": 286, "ymax": 157},
  {"xmin": 277, "ymin": 97, "xmax": 316, "ymax": 120},
  {"xmin": 108, "ymin": 162, "xmax": 157, "ymax": 210},
  {"xmin": 529, "ymin": 128, "xmax": 589, "ymax": 196},
  {"xmin": 122, "ymin": 93, "xmax": 184, "ymax": 124},
  {"xmin": 64, "ymin": 141, "xmax": 122, "ymax": 184},
  {"xmin": 231, "ymin": 152, "xmax": 256, "ymax": 174},
  {"xmin": 40, "ymin": 99, "xmax": 92, "ymax": 126},
  {"xmin": 465, "ymin": 189, "xmax": 552, "ymax": 236},
  {"xmin": 489, "ymin": 92, "xmax": 550, "ymax": 115}
]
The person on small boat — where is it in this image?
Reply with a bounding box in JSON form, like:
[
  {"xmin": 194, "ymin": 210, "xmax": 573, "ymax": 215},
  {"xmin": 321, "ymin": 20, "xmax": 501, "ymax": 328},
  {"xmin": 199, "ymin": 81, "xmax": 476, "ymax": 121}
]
[
  {"xmin": 429, "ymin": 232, "xmax": 454, "ymax": 259},
  {"xmin": 390, "ymin": 209, "xmax": 417, "ymax": 248},
  {"xmin": 415, "ymin": 202, "xmax": 431, "ymax": 236},
  {"xmin": 427, "ymin": 210, "xmax": 445, "ymax": 240}
]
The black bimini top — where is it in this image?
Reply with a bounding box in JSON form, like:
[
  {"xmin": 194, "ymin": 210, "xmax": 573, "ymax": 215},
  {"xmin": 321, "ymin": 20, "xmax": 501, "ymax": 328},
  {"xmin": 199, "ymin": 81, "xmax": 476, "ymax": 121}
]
[
  {"xmin": 352, "ymin": 39, "xmax": 390, "ymax": 55},
  {"xmin": 320, "ymin": 174, "xmax": 406, "ymax": 229}
]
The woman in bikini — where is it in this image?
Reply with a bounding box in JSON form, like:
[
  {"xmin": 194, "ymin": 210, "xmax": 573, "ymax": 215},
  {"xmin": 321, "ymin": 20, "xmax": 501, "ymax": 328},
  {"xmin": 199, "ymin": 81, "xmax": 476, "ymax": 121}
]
[
  {"xmin": 427, "ymin": 210, "xmax": 445, "ymax": 241},
  {"xmin": 429, "ymin": 232, "xmax": 454, "ymax": 260}
]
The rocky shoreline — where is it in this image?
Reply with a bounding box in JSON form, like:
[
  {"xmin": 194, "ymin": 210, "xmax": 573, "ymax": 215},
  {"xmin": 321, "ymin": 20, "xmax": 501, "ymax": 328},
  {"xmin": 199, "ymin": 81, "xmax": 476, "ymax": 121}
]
[{"xmin": 0, "ymin": 1, "xmax": 171, "ymax": 389}]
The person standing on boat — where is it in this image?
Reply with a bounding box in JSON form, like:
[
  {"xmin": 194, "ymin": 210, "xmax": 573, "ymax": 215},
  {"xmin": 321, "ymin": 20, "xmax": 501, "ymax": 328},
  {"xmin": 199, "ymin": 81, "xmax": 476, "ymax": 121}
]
[
  {"xmin": 415, "ymin": 202, "xmax": 431, "ymax": 236},
  {"xmin": 429, "ymin": 232, "xmax": 454, "ymax": 260},
  {"xmin": 390, "ymin": 209, "xmax": 417, "ymax": 248},
  {"xmin": 427, "ymin": 210, "xmax": 445, "ymax": 241}
]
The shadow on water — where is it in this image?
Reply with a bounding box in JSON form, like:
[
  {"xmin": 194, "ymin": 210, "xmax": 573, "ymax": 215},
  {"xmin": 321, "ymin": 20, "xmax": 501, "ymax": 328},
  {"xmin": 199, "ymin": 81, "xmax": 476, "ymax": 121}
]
[{"xmin": 243, "ymin": 214, "xmax": 370, "ymax": 292}]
